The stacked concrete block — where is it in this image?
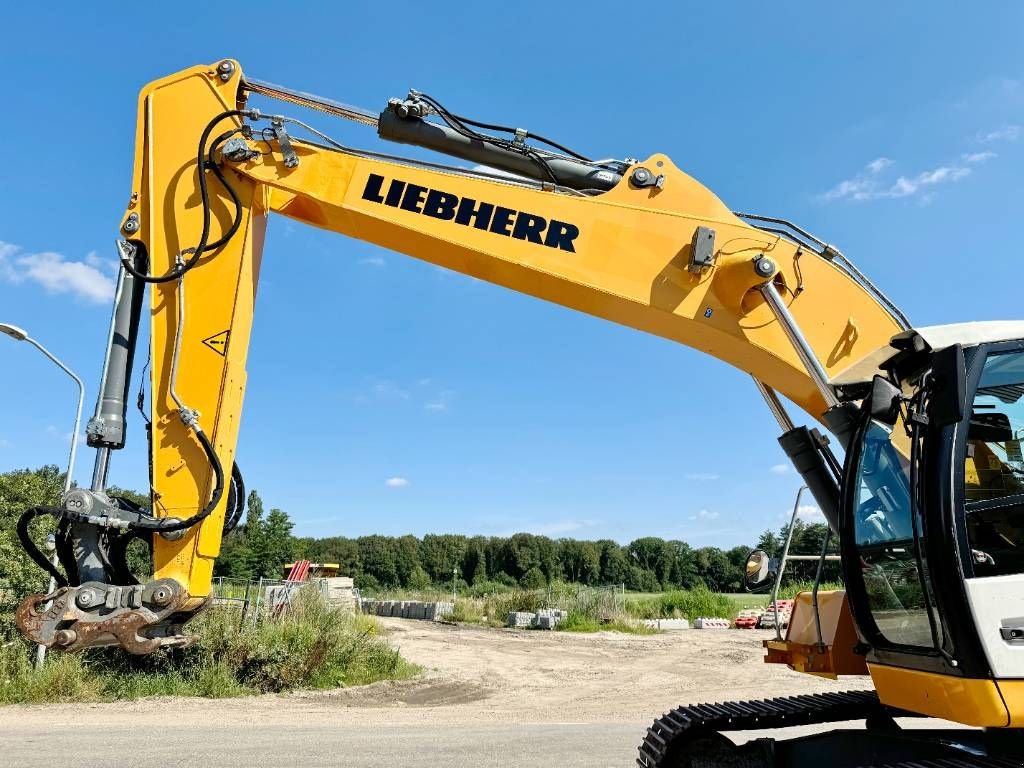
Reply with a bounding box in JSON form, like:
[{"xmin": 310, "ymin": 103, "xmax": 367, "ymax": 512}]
[
  {"xmin": 424, "ymin": 602, "xmax": 454, "ymax": 621},
  {"xmin": 507, "ymin": 611, "xmax": 536, "ymax": 628},
  {"xmin": 359, "ymin": 599, "xmax": 455, "ymax": 622},
  {"xmin": 314, "ymin": 577, "xmax": 356, "ymax": 610},
  {"xmin": 533, "ymin": 608, "xmax": 567, "ymax": 630},
  {"xmin": 641, "ymin": 618, "xmax": 690, "ymax": 630}
]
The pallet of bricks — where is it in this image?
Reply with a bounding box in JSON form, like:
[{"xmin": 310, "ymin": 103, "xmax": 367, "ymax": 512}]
[{"xmin": 757, "ymin": 599, "xmax": 793, "ymax": 630}]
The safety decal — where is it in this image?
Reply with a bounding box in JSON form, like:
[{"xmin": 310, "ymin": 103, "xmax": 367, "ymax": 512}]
[{"xmin": 202, "ymin": 330, "xmax": 230, "ymax": 357}]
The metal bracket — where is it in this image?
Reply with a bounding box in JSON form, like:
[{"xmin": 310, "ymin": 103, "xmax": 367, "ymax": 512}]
[
  {"xmin": 271, "ymin": 119, "xmax": 300, "ymax": 169},
  {"xmin": 221, "ymin": 137, "xmax": 260, "ymax": 163},
  {"xmin": 689, "ymin": 227, "xmax": 716, "ymax": 273},
  {"xmin": 630, "ymin": 166, "xmax": 665, "ymax": 190},
  {"xmin": 16, "ymin": 579, "xmax": 191, "ymax": 654}
]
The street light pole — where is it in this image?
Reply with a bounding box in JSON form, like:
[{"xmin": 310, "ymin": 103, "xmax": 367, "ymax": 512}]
[{"xmin": 0, "ymin": 322, "xmax": 86, "ymax": 668}]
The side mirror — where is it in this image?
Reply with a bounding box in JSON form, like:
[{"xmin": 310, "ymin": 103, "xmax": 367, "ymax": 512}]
[
  {"xmin": 868, "ymin": 375, "xmax": 902, "ymax": 425},
  {"xmin": 744, "ymin": 549, "xmax": 777, "ymax": 592}
]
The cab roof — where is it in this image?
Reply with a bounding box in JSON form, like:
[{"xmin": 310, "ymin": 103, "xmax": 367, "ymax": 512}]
[{"xmin": 831, "ymin": 321, "xmax": 1024, "ymax": 387}]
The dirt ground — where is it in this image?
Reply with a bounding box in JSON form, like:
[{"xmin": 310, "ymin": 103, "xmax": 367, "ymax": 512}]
[
  {"xmin": 7, "ymin": 618, "xmax": 862, "ymax": 728},
  {"xmin": 352, "ymin": 618, "xmax": 862, "ymax": 723},
  {"xmin": 0, "ymin": 620, "xmax": 914, "ymax": 767}
]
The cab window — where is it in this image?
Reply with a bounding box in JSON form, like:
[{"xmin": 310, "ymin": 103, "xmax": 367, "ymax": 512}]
[
  {"xmin": 964, "ymin": 350, "xmax": 1024, "ymax": 576},
  {"xmin": 853, "ymin": 414, "xmax": 934, "ymax": 648}
]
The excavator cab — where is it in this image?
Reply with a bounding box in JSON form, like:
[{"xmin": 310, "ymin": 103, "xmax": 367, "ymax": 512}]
[{"xmin": 837, "ymin": 330, "xmax": 1024, "ymax": 729}]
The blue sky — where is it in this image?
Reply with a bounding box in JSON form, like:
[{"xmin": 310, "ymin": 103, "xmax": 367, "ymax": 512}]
[{"xmin": 0, "ymin": 4, "xmax": 1021, "ymax": 547}]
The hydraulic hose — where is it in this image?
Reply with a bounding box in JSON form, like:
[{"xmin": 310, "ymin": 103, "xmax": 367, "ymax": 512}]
[
  {"xmin": 144, "ymin": 427, "xmax": 225, "ymax": 533},
  {"xmin": 222, "ymin": 461, "xmax": 246, "ymax": 536},
  {"xmin": 118, "ymin": 110, "xmax": 249, "ymax": 284},
  {"xmin": 17, "ymin": 507, "xmax": 68, "ymax": 587}
]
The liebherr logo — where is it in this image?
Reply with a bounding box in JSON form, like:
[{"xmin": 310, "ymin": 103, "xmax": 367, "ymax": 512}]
[{"xmin": 360, "ymin": 173, "xmax": 580, "ymax": 253}]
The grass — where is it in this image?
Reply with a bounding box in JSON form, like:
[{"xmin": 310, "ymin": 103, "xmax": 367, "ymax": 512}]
[
  {"xmin": 622, "ymin": 585, "xmax": 736, "ymax": 622},
  {"xmin": 556, "ymin": 610, "xmax": 657, "ymax": 635},
  {"xmin": 0, "ymin": 589, "xmax": 417, "ymax": 705}
]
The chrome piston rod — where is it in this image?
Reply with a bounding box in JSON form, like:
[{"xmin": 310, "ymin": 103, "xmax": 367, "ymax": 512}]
[
  {"xmin": 241, "ymin": 78, "xmax": 379, "ymax": 128},
  {"xmin": 758, "ymin": 281, "xmax": 840, "ymax": 410}
]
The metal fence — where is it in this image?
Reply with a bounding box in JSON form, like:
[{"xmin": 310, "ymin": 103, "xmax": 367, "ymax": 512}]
[{"xmin": 210, "ymin": 576, "xmax": 306, "ymax": 626}]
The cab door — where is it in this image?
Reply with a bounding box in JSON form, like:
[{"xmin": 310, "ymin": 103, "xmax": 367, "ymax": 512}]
[{"xmin": 959, "ymin": 344, "xmax": 1024, "ymax": 678}]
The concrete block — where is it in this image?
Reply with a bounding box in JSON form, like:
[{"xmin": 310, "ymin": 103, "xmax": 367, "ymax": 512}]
[
  {"xmin": 641, "ymin": 618, "xmax": 689, "ymax": 630},
  {"xmin": 507, "ymin": 611, "xmax": 536, "ymax": 628}
]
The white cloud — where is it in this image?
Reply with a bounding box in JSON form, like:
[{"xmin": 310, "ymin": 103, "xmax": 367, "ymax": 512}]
[
  {"xmin": 688, "ymin": 509, "xmax": 720, "ymax": 521},
  {"xmin": 359, "ymin": 256, "xmax": 386, "ymax": 267},
  {"xmin": 962, "ymin": 151, "xmax": 997, "ymax": 164},
  {"xmin": 0, "ymin": 438, "xmax": 11, "ymax": 448},
  {"xmin": 780, "ymin": 503, "xmax": 826, "ymax": 523},
  {"xmin": 425, "ymin": 401, "xmax": 447, "ymax": 412},
  {"xmin": 384, "ymin": 477, "xmax": 409, "ymax": 488},
  {"xmin": 865, "ymin": 157, "xmax": 893, "ymax": 174},
  {"xmin": 684, "ymin": 472, "xmax": 720, "ymax": 481},
  {"xmin": 0, "ymin": 241, "xmax": 115, "ymax": 303},
  {"xmin": 769, "ymin": 463, "xmax": 791, "ymax": 475},
  {"xmin": 977, "ymin": 125, "xmax": 1020, "ymax": 143},
  {"xmin": 820, "ymin": 158, "xmax": 972, "ymax": 203}
]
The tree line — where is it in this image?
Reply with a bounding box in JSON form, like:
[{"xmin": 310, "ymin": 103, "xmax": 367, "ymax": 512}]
[{"xmin": 2, "ymin": 468, "xmax": 838, "ymax": 612}]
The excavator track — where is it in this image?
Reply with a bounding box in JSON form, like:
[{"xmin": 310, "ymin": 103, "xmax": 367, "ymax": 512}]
[{"xmin": 637, "ymin": 690, "xmax": 1020, "ymax": 768}]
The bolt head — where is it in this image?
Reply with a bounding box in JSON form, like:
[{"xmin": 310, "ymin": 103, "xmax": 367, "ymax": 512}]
[
  {"xmin": 53, "ymin": 629, "xmax": 77, "ymax": 647},
  {"xmin": 122, "ymin": 213, "xmax": 140, "ymax": 235},
  {"xmin": 754, "ymin": 257, "xmax": 776, "ymax": 278},
  {"xmin": 632, "ymin": 167, "xmax": 650, "ymax": 184},
  {"xmin": 76, "ymin": 589, "xmax": 96, "ymax": 608}
]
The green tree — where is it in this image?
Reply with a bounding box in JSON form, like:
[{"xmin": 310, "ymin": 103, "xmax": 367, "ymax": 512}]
[
  {"xmin": 462, "ymin": 536, "xmax": 488, "ymax": 584},
  {"xmin": 559, "ymin": 539, "xmax": 600, "ymax": 584},
  {"xmin": 359, "ymin": 535, "xmax": 399, "ymax": 587},
  {"xmin": 668, "ymin": 540, "xmax": 699, "ymax": 589},
  {"xmin": 597, "ymin": 540, "xmax": 629, "ymax": 584},
  {"xmin": 394, "ymin": 534, "xmax": 422, "ymax": 587},
  {"xmin": 0, "ymin": 466, "xmax": 63, "ymax": 640},
  {"xmin": 249, "ymin": 508, "xmax": 295, "ymax": 579},
  {"xmin": 420, "ymin": 534, "xmax": 467, "ymax": 583},
  {"xmin": 756, "ymin": 529, "xmax": 781, "ymax": 558},
  {"xmin": 407, "ymin": 564, "xmax": 432, "ymax": 591},
  {"xmin": 520, "ymin": 566, "xmax": 546, "ymax": 589}
]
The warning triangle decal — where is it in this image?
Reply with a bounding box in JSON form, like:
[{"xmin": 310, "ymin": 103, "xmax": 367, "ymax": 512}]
[{"xmin": 202, "ymin": 330, "xmax": 230, "ymax": 357}]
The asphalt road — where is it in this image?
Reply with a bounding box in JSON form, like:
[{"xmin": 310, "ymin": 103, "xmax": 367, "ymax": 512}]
[{"xmin": 4, "ymin": 721, "xmax": 647, "ymax": 767}]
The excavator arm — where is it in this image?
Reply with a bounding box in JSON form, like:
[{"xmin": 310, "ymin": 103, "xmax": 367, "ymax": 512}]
[{"xmin": 16, "ymin": 59, "xmax": 905, "ymax": 653}]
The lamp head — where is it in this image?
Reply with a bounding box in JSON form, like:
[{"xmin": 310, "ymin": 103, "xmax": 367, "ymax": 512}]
[{"xmin": 0, "ymin": 323, "xmax": 28, "ymax": 341}]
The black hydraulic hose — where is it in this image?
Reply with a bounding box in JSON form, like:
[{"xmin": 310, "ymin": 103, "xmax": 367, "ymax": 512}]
[
  {"xmin": 450, "ymin": 113, "xmax": 593, "ymax": 162},
  {"xmin": 223, "ymin": 461, "xmax": 246, "ymax": 536},
  {"xmin": 17, "ymin": 508, "xmax": 68, "ymax": 588},
  {"xmin": 119, "ymin": 110, "xmax": 248, "ymax": 284},
  {"xmin": 413, "ymin": 94, "xmax": 561, "ymax": 183},
  {"xmin": 144, "ymin": 428, "xmax": 225, "ymax": 533}
]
